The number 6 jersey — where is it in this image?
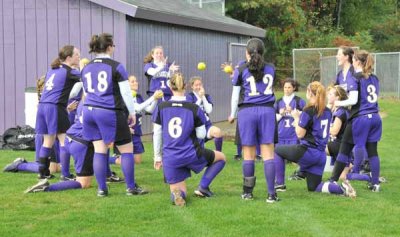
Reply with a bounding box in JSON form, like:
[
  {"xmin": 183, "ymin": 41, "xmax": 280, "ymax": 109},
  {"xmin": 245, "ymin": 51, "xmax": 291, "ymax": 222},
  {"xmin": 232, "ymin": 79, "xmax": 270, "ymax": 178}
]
[{"xmin": 152, "ymin": 98, "xmax": 206, "ymax": 167}]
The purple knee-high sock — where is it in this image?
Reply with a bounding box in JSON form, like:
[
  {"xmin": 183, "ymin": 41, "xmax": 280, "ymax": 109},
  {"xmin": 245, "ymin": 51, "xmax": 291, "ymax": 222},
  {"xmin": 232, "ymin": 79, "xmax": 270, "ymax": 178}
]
[
  {"xmin": 60, "ymin": 146, "xmax": 71, "ymax": 177},
  {"xmin": 93, "ymin": 153, "xmax": 108, "ymax": 191},
  {"xmin": 199, "ymin": 160, "xmax": 225, "ymax": 189},
  {"xmin": 214, "ymin": 137, "xmax": 223, "ymax": 152},
  {"xmin": 315, "ymin": 182, "xmax": 344, "ymax": 194},
  {"xmin": 236, "ymin": 145, "xmax": 242, "ymax": 156},
  {"xmin": 47, "ymin": 180, "xmax": 82, "ymax": 192},
  {"xmin": 274, "ymin": 153, "xmax": 285, "ymax": 185},
  {"xmin": 17, "ymin": 162, "xmax": 39, "ymax": 173},
  {"xmin": 121, "ymin": 153, "xmax": 135, "ymax": 189},
  {"xmin": 346, "ymin": 173, "xmax": 371, "ymax": 182},
  {"xmin": 351, "ymin": 147, "xmax": 365, "ymax": 173},
  {"xmin": 53, "ymin": 140, "xmax": 60, "ymax": 163},
  {"xmin": 256, "ymin": 145, "xmax": 260, "ymax": 156},
  {"xmin": 369, "ymin": 156, "xmax": 380, "ymax": 185},
  {"xmin": 242, "ymin": 160, "xmax": 255, "ymax": 177},
  {"xmin": 263, "ymin": 159, "xmax": 276, "ymax": 195}
]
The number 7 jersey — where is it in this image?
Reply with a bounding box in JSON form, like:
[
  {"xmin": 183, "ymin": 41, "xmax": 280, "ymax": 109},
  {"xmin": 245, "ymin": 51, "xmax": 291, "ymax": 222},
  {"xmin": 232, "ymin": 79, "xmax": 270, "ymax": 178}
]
[{"xmin": 81, "ymin": 58, "xmax": 129, "ymax": 110}]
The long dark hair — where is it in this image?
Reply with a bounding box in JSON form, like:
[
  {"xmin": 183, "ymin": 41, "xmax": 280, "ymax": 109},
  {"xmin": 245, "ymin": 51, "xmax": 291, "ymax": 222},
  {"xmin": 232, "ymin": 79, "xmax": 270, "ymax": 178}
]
[
  {"xmin": 50, "ymin": 45, "xmax": 75, "ymax": 69},
  {"xmin": 89, "ymin": 33, "xmax": 114, "ymax": 54},
  {"xmin": 339, "ymin": 46, "xmax": 354, "ymax": 64},
  {"xmin": 246, "ymin": 38, "xmax": 265, "ymax": 82}
]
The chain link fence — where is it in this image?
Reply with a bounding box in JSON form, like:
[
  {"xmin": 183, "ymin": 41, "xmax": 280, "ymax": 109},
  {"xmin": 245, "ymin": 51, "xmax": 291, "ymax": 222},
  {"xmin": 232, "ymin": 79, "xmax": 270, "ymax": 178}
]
[{"xmin": 293, "ymin": 48, "xmax": 400, "ymax": 98}]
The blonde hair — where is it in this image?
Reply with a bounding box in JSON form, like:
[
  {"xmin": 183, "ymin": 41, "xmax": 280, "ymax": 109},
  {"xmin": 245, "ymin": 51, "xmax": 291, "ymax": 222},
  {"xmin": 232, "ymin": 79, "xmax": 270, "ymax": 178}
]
[
  {"xmin": 170, "ymin": 72, "xmax": 185, "ymax": 92},
  {"xmin": 36, "ymin": 75, "xmax": 46, "ymax": 100},
  {"xmin": 354, "ymin": 50, "xmax": 374, "ymax": 78},
  {"xmin": 327, "ymin": 84, "xmax": 348, "ymax": 101},
  {"xmin": 305, "ymin": 81, "xmax": 326, "ymax": 117},
  {"xmin": 128, "ymin": 75, "xmax": 137, "ymax": 82},
  {"xmin": 143, "ymin": 46, "xmax": 163, "ymax": 63}
]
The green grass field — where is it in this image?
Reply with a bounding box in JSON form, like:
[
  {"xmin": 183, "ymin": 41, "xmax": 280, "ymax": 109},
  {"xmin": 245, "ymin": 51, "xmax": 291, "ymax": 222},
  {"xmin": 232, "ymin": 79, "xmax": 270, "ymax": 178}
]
[{"xmin": 1, "ymin": 97, "xmax": 399, "ymax": 237}]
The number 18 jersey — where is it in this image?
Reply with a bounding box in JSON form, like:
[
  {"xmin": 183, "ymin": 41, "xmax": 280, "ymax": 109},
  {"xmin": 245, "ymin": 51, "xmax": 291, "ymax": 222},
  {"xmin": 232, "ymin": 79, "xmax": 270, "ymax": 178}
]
[{"xmin": 81, "ymin": 58, "xmax": 128, "ymax": 110}]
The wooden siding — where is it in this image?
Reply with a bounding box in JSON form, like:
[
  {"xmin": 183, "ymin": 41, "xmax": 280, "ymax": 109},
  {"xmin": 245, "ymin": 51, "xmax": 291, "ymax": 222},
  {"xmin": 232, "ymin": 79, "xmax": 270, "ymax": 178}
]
[
  {"xmin": 126, "ymin": 19, "xmax": 249, "ymax": 134},
  {"xmin": 0, "ymin": 0, "xmax": 126, "ymax": 133}
]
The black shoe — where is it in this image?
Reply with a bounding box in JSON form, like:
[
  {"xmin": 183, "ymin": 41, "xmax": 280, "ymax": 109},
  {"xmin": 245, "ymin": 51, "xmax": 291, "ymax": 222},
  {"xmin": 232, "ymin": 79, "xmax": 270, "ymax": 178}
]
[
  {"xmin": 25, "ymin": 179, "xmax": 49, "ymax": 193},
  {"xmin": 3, "ymin": 158, "xmax": 26, "ymax": 172},
  {"xmin": 233, "ymin": 154, "xmax": 242, "ymax": 161},
  {"xmin": 241, "ymin": 192, "xmax": 254, "ymax": 200},
  {"xmin": 126, "ymin": 184, "xmax": 149, "ymax": 195},
  {"xmin": 60, "ymin": 174, "xmax": 76, "ymax": 181},
  {"xmin": 194, "ymin": 186, "xmax": 214, "ymax": 198},
  {"xmin": 107, "ymin": 172, "xmax": 125, "ymax": 183},
  {"xmin": 38, "ymin": 174, "xmax": 55, "ymax": 180},
  {"xmin": 288, "ymin": 170, "xmax": 305, "ymax": 181},
  {"xmin": 275, "ymin": 184, "xmax": 287, "ymax": 192},
  {"xmin": 266, "ymin": 193, "xmax": 280, "ymax": 203},
  {"xmin": 97, "ymin": 189, "xmax": 109, "ymax": 197}
]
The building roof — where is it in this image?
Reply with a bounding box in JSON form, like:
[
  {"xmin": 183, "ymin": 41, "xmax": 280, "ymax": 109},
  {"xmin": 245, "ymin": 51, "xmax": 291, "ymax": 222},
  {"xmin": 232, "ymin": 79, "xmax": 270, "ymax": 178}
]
[{"xmin": 89, "ymin": 0, "xmax": 266, "ymax": 37}]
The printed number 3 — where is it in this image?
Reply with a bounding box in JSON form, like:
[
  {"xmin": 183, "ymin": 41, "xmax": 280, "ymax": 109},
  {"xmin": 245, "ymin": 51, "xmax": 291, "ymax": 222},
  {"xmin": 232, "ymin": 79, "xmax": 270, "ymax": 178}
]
[
  {"xmin": 246, "ymin": 74, "xmax": 273, "ymax": 96},
  {"xmin": 168, "ymin": 117, "xmax": 182, "ymax": 138},
  {"xmin": 367, "ymin": 85, "xmax": 378, "ymax": 103}
]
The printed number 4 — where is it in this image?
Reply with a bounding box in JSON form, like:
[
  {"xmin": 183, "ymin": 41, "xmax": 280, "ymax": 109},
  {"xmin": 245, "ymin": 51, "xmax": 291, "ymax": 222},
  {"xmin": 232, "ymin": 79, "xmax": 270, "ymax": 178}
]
[
  {"xmin": 246, "ymin": 74, "xmax": 273, "ymax": 96},
  {"xmin": 45, "ymin": 73, "xmax": 56, "ymax": 90}
]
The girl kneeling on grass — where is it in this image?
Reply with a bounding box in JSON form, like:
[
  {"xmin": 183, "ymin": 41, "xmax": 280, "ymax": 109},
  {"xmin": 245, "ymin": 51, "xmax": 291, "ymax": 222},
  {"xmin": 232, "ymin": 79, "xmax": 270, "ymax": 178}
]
[
  {"xmin": 274, "ymin": 81, "xmax": 356, "ymax": 198},
  {"xmin": 152, "ymin": 72, "xmax": 226, "ymax": 206}
]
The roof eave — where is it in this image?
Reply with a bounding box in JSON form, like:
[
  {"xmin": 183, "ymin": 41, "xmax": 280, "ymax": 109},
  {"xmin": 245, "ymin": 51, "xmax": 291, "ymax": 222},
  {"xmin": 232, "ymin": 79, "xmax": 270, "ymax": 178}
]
[{"xmin": 135, "ymin": 8, "xmax": 265, "ymax": 37}]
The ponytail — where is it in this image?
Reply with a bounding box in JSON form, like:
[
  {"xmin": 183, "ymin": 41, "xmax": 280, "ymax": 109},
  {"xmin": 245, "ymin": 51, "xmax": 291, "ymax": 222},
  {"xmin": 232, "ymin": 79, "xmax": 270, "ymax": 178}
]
[
  {"xmin": 246, "ymin": 38, "xmax": 265, "ymax": 82},
  {"xmin": 89, "ymin": 33, "xmax": 113, "ymax": 54},
  {"xmin": 305, "ymin": 81, "xmax": 326, "ymax": 117},
  {"xmin": 170, "ymin": 72, "xmax": 185, "ymax": 92},
  {"xmin": 36, "ymin": 75, "xmax": 46, "ymax": 100},
  {"xmin": 50, "ymin": 45, "xmax": 74, "ymax": 69},
  {"xmin": 354, "ymin": 50, "xmax": 374, "ymax": 78}
]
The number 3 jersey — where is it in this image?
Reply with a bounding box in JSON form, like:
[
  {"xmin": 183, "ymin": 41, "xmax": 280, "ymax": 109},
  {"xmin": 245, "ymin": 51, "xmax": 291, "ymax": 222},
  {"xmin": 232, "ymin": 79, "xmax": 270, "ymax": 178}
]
[
  {"xmin": 349, "ymin": 72, "xmax": 380, "ymax": 119},
  {"xmin": 298, "ymin": 107, "xmax": 332, "ymax": 151},
  {"xmin": 231, "ymin": 63, "xmax": 276, "ymax": 106},
  {"xmin": 81, "ymin": 58, "xmax": 129, "ymax": 110},
  {"xmin": 152, "ymin": 99, "xmax": 206, "ymax": 167},
  {"xmin": 39, "ymin": 64, "xmax": 81, "ymax": 107}
]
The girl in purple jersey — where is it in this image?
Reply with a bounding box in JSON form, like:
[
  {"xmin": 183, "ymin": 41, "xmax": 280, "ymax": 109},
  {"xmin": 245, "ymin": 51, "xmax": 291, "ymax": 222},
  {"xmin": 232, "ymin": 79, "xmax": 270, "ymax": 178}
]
[
  {"xmin": 330, "ymin": 50, "xmax": 382, "ymax": 192},
  {"xmin": 186, "ymin": 76, "xmax": 224, "ymax": 152},
  {"xmin": 34, "ymin": 45, "xmax": 81, "ymax": 181},
  {"xmin": 153, "ymin": 73, "xmax": 226, "ymax": 206},
  {"xmin": 275, "ymin": 82, "xmax": 356, "ymax": 198},
  {"xmin": 228, "ymin": 38, "xmax": 278, "ymax": 203},
  {"xmin": 143, "ymin": 46, "xmax": 179, "ymax": 101},
  {"xmin": 25, "ymin": 99, "xmax": 94, "ymax": 193},
  {"xmin": 274, "ymin": 78, "xmax": 306, "ymax": 191},
  {"xmin": 81, "ymin": 33, "xmax": 148, "ymax": 197},
  {"xmin": 335, "ymin": 46, "xmax": 355, "ymax": 92},
  {"xmin": 110, "ymin": 75, "xmax": 163, "ymax": 164}
]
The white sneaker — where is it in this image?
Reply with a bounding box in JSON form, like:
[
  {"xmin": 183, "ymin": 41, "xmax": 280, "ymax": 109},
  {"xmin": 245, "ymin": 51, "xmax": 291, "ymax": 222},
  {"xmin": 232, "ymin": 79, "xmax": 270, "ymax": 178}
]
[{"xmin": 341, "ymin": 180, "xmax": 356, "ymax": 198}]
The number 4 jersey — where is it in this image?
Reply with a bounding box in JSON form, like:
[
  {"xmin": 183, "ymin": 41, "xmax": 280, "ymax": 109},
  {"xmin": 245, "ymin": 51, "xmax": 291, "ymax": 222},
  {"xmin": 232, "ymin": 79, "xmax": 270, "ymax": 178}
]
[
  {"xmin": 81, "ymin": 58, "xmax": 129, "ymax": 110},
  {"xmin": 40, "ymin": 65, "xmax": 81, "ymax": 107}
]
